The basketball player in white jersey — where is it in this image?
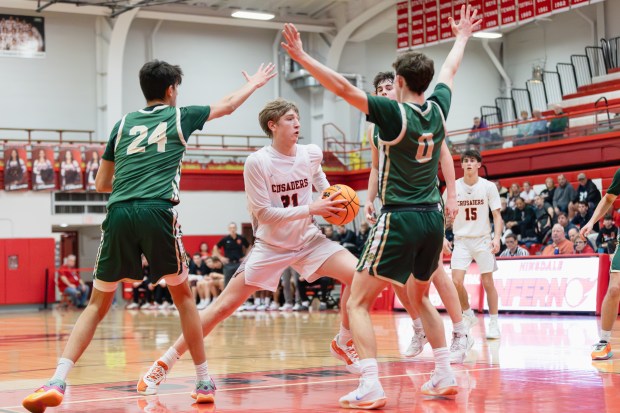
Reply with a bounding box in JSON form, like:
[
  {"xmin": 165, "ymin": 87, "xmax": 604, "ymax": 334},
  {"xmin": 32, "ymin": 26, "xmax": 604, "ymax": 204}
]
[
  {"xmin": 137, "ymin": 98, "xmax": 362, "ymax": 399},
  {"xmin": 449, "ymin": 149, "xmax": 503, "ymax": 339}
]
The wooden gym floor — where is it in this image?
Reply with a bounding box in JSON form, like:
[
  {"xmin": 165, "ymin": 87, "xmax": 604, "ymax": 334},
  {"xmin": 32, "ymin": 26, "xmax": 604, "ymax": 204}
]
[{"xmin": 0, "ymin": 307, "xmax": 618, "ymax": 412}]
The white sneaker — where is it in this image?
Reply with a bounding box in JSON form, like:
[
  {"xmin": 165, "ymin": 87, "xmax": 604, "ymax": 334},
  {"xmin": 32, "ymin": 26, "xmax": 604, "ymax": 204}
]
[
  {"xmin": 137, "ymin": 361, "xmax": 168, "ymax": 395},
  {"xmin": 449, "ymin": 332, "xmax": 474, "ymax": 364},
  {"xmin": 279, "ymin": 303, "xmax": 294, "ymax": 311},
  {"xmin": 256, "ymin": 304, "xmax": 267, "ymax": 311},
  {"xmin": 462, "ymin": 312, "xmax": 478, "ymax": 329},
  {"xmin": 126, "ymin": 302, "xmax": 139, "ymax": 310},
  {"xmin": 268, "ymin": 302, "xmax": 279, "ymax": 311},
  {"xmin": 486, "ymin": 320, "xmax": 501, "ymax": 339},
  {"xmin": 403, "ymin": 328, "xmax": 428, "ymax": 357},
  {"xmin": 169, "ymin": 304, "xmax": 177, "ymax": 311},
  {"xmin": 196, "ymin": 300, "xmax": 209, "ymax": 310},
  {"xmin": 140, "ymin": 302, "xmax": 154, "ymax": 310},
  {"xmin": 339, "ymin": 378, "xmax": 387, "ymax": 409},
  {"xmin": 330, "ymin": 334, "xmax": 361, "ymax": 374},
  {"xmin": 420, "ymin": 370, "xmax": 458, "ymax": 397},
  {"xmin": 158, "ymin": 302, "xmax": 170, "ymax": 310}
]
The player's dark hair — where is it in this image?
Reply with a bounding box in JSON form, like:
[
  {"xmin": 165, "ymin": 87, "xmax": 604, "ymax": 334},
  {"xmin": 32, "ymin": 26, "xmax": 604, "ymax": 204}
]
[
  {"xmin": 460, "ymin": 149, "xmax": 482, "ymax": 163},
  {"xmin": 139, "ymin": 60, "xmax": 183, "ymax": 101},
  {"xmin": 259, "ymin": 99, "xmax": 300, "ymax": 138},
  {"xmin": 373, "ymin": 71, "xmax": 394, "ymax": 92},
  {"xmin": 392, "ymin": 51, "xmax": 434, "ymax": 94}
]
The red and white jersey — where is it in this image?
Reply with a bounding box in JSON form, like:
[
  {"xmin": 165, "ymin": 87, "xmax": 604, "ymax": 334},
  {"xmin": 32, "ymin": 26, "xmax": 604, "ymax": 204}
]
[
  {"xmin": 244, "ymin": 144, "xmax": 330, "ymax": 250},
  {"xmin": 449, "ymin": 176, "xmax": 501, "ymax": 238}
]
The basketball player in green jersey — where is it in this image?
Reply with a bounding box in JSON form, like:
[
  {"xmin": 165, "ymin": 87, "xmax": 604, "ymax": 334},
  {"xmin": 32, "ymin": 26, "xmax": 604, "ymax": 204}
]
[
  {"xmin": 282, "ymin": 5, "xmax": 481, "ymax": 408},
  {"xmin": 581, "ymin": 168, "xmax": 620, "ymax": 361},
  {"xmin": 22, "ymin": 60, "xmax": 276, "ymax": 413}
]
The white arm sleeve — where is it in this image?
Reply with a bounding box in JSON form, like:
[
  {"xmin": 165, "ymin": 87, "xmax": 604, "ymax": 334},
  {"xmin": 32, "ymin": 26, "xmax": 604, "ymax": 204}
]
[
  {"xmin": 308, "ymin": 144, "xmax": 330, "ymax": 192},
  {"xmin": 244, "ymin": 155, "xmax": 311, "ymax": 224}
]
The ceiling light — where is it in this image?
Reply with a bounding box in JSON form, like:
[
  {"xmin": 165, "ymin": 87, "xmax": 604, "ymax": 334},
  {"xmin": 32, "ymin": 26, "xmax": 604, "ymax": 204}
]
[
  {"xmin": 59, "ymin": 223, "xmax": 69, "ymax": 228},
  {"xmin": 473, "ymin": 32, "xmax": 503, "ymax": 39},
  {"xmin": 231, "ymin": 11, "xmax": 275, "ymax": 21}
]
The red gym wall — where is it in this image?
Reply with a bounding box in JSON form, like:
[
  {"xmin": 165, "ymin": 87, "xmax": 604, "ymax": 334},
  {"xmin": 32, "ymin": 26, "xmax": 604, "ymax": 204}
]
[{"xmin": 0, "ymin": 238, "xmax": 55, "ymax": 305}]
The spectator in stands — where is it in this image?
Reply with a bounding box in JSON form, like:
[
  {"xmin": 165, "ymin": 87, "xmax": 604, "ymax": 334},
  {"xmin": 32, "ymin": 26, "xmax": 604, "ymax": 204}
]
[
  {"xmin": 151, "ymin": 279, "xmax": 174, "ymax": 310},
  {"xmin": 541, "ymin": 224, "xmax": 574, "ymax": 255},
  {"xmin": 539, "ymin": 177, "xmax": 556, "ymax": 205},
  {"xmin": 127, "ymin": 255, "xmax": 153, "ymax": 309},
  {"xmin": 196, "ymin": 257, "xmax": 225, "ymax": 309},
  {"xmin": 212, "ymin": 222, "xmax": 250, "ymax": 287},
  {"xmin": 547, "ymin": 105, "xmax": 569, "ymax": 139},
  {"xmin": 520, "ymin": 181, "xmax": 536, "ymax": 204},
  {"xmin": 500, "ymin": 197, "xmax": 515, "ymax": 229},
  {"xmin": 506, "ymin": 197, "xmax": 537, "ymax": 241},
  {"xmin": 499, "ymin": 233, "xmax": 530, "ymax": 257},
  {"xmin": 323, "ymin": 225, "xmax": 339, "ymax": 241},
  {"xmin": 198, "ymin": 242, "xmax": 209, "ymax": 259},
  {"xmin": 356, "ymin": 222, "xmax": 371, "ymax": 254},
  {"xmin": 279, "ymin": 267, "xmax": 302, "ymax": 311},
  {"xmin": 515, "ymin": 110, "xmax": 530, "ymax": 145},
  {"xmin": 574, "ymin": 237, "xmax": 595, "ymax": 254},
  {"xmin": 568, "ymin": 227, "xmax": 596, "ymax": 251},
  {"xmin": 58, "ymin": 254, "xmax": 89, "ymax": 308},
  {"xmin": 572, "ymin": 200, "xmax": 598, "ymax": 231},
  {"xmin": 557, "ymin": 212, "xmax": 578, "ymax": 238},
  {"xmin": 572, "ymin": 173, "xmax": 602, "ymax": 213},
  {"xmin": 337, "ymin": 225, "xmax": 358, "ymax": 255},
  {"xmin": 533, "ymin": 195, "xmax": 554, "ymax": 243},
  {"xmin": 553, "ymin": 174, "xmax": 575, "ymax": 215},
  {"xmin": 508, "ymin": 183, "xmax": 521, "ymax": 208},
  {"xmin": 596, "ymin": 214, "xmax": 618, "ymax": 253},
  {"xmin": 189, "ymin": 253, "xmax": 208, "ymax": 276},
  {"xmin": 494, "ymin": 180, "xmax": 509, "ymax": 199},
  {"xmin": 527, "ymin": 110, "xmax": 548, "ymax": 143},
  {"xmin": 466, "ymin": 116, "xmax": 491, "ymax": 147}
]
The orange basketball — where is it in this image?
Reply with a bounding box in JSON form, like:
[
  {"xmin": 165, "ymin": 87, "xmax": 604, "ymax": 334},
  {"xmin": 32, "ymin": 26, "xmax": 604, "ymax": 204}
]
[{"xmin": 321, "ymin": 184, "xmax": 360, "ymax": 226}]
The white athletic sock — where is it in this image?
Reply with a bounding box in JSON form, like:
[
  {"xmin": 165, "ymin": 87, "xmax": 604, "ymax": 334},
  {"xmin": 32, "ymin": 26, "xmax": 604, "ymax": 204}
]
[
  {"xmin": 601, "ymin": 330, "xmax": 612, "ymax": 342},
  {"xmin": 265, "ymin": 297, "xmax": 271, "ymax": 306},
  {"xmin": 51, "ymin": 358, "xmax": 74, "ymax": 382},
  {"xmin": 195, "ymin": 361, "xmax": 209, "ymax": 381},
  {"xmin": 432, "ymin": 347, "xmax": 450, "ymax": 376},
  {"xmin": 253, "ymin": 297, "xmax": 260, "ymax": 306},
  {"xmin": 489, "ymin": 314, "xmax": 499, "ymax": 323},
  {"xmin": 160, "ymin": 347, "xmax": 181, "ymax": 370},
  {"xmin": 453, "ymin": 320, "xmax": 467, "ymax": 335},
  {"xmin": 412, "ymin": 318, "xmax": 423, "ymax": 330},
  {"xmin": 338, "ymin": 324, "xmax": 352, "ymax": 345},
  {"xmin": 463, "ymin": 308, "xmax": 474, "ymax": 317},
  {"xmin": 359, "ymin": 358, "xmax": 379, "ymax": 381}
]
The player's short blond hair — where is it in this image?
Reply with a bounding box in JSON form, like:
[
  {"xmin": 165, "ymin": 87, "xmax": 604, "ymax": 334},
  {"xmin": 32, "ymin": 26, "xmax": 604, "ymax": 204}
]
[{"xmin": 258, "ymin": 98, "xmax": 299, "ymax": 138}]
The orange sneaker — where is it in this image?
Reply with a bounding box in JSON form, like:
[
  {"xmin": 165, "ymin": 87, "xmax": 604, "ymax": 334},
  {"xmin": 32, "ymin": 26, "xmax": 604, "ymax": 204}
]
[
  {"xmin": 22, "ymin": 379, "xmax": 66, "ymax": 413},
  {"xmin": 591, "ymin": 341, "xmax": 613, "ymax": 360},
  {"xmin": 137, "ymin": 361, "xmax": 168, "ymax": 395},
  {"xmin": 330, "ymin": 334, "xmax": 361, "ymax": 374}
]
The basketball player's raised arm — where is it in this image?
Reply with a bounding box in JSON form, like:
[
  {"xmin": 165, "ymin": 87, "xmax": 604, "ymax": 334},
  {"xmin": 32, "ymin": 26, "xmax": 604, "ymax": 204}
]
[
  {"xmin": 281, "ymin": 24, "xmax": 369, "ymax": 115},
  {"xmin": 207, "ymin": 63, "xmax": 277, "ymax": 121},
  {"xmin": 436, "ymin": 5, "xmax": 481, "ymax": 90}
]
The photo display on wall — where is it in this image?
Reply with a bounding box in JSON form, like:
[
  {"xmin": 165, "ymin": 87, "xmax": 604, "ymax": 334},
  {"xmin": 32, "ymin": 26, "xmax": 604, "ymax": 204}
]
[
  {"xmin": 3, "ymin": 144, "xmax": 29, "ymax": 191},
  {"xmin": 31, "ymin": 145, "xmax": 56, "ymax": 191},
  {"xmin": 84, "ymin": 145, "xmax": 104, "ymax": 191},
  {"xmin": 58, "ymin": 145, "xmax": 83, "ymax": 191}
]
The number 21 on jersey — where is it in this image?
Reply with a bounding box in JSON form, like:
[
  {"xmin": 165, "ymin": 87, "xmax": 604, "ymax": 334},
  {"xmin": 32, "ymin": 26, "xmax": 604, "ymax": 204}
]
[{"xmin": 281, "ymin": 193, "xmax": 299, "ymax": 208}]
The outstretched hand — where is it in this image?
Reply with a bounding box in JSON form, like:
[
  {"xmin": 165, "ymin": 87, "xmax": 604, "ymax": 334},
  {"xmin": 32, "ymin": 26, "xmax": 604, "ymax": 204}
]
[
  {"xmin": 281, "ymin": 23, "xmax": 306, "ymax": 62},
  {"xmin": 449, "ymin": 4, "xmax": 482, "ymax": 39},
  {"xmin": 242, "ymin": 63, "xmax": 277, "ymax": 88},
  {"xmin": 309, "ymin": 190, "xmax": 346, "ymax": 218}
]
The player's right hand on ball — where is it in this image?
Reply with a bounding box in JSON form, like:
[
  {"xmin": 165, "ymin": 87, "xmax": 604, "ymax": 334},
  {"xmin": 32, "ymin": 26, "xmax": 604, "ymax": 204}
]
[{"xmin": 309, "ymin": 191, "xmax": 345, "ymax": 217}]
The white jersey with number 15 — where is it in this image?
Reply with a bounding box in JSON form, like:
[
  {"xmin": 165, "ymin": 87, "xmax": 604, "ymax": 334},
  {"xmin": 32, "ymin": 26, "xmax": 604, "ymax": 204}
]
[{"xmin": 446, "ymin": 177, "xmax": 501, "ymax": 238}]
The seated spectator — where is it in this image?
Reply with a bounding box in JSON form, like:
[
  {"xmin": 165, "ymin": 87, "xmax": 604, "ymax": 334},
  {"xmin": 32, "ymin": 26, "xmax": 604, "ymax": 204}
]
[
  {"xmin": 506, "ymin": 197, "xmax": 537, "ymax": 241},
  {"xmin": 596, "ymin": 214, "xmax": 618, "ymax": 253},
  {"xmin": 508, "ymin": 183, "xmax": 521, "ymax": 208},
  {"xmin": 198, "ymin": 242, "xmax": 210, "ymax": 259},
  {"xmin": 499, "ymin": 233, "xmax": 530, "ymax": 257},
  {"xmin": 533, "ymin": 195, "xmax": 554, "ymax": 243},
  {"xmin": 337, "ymin": 225, "xmax": 358, "ymax": 255},
  {"xmin": 188, "ymin": 253, "xmax": 208, "ymax": 305},
  {"xmin": 568, "ymin": 227, "xmax": 596, "ymax": 251},
  {"xmin": 557, "ymin": 212, "xmax": 578, "ymax": 238},
  {"xmin": 323, "ymin": 225, "xmax": 339, "ymax": 241},
  {"xmin": 196, "ymin": 256, "xmax": 225, "ymax": 309},
  {"xmin": 571, "ymin": 173, "xmax": 602, "ymax": 213},
  {"xmin": 541, "ymin": 224, "xmax": 574, "ymax": 255},
  {"xmin": 526, "ymin": 110, "xmax": 548, "ymax": 143},
  {"xmin": 572, "ymin": 200, "xmax": 598, "ymax": 231},
  {"xmin": 151, "ymin": 279, "xmax": 174, "ymax": 310},
  {"xmin": 553, "ymin": 174, "xmax": 575, "ymax": 215},
  {"xmin": 58, "ymin": 254, "xmax": 89, "ymax": 308},
  {"xmin": 500, "ymin": 197, "xmax": 515, "ymax": 228},
  {"xmin": 574, "ymin": 238, "xmax": 595, "ymax": 254},
  {"xmin": 279, "ymin": 267, "xmax": 302, "ymax": 311},
  {"xmin": 539, "ymin": 177, "xmax": 556, "ymax": 205},
  {"xmin": 514, "ymin": 110, "xmax": 530, "ymax": 145},
  {"xmin": 356, "ymin": 221, "xmax": 371, "ymax": 254},
  {"xmin": 466, "ymin": 116, "xmax": 491, "ymax": 148},
  {"xmin": 495, "ymin": 180, "xmax": 509, "ymax": 199},
  {"xmin": 547, "ymin": 105, "xmax": 568, "ymax": 139},
  {"xmin": 126, "ymin": 255, "xmax": 153, "ymax": 309},
  {"xmin": 520, "ymin": 181, "xmax": 536, "ymax": 204}
]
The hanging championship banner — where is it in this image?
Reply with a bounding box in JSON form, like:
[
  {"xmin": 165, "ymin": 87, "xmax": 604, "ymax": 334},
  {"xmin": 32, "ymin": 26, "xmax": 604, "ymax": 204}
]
[
  {"xmin": 3, "ymin": 144, "xmax": 28, "ymax": 190},
  {"xmin": 423, "ymin": 0, "xmax": 439, "ymax": 44},
  {"xmin": 84, "ymin": 145, "xmax": 104, "ymax": 191},
  {"xmin": 439, "ymin": 0, "xmax": 454, "ymax": 41},
  {"xmin": 31, "ymin": 145, "xmax": 56, "ymax": 191},
  {"xmin": 397, "ymin": 1, "xmax": 410, "ymax": 51},
  {"xmin": 58, "ymin": 145, "xmax": 83, "ymax": 191},
  {"xmin": 483, "ymin": 0, "xmax": 500, "ymax": 30},
  {"xmin": 411, "ymin": 0, "xmax": 425, "ymax": 48}
]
